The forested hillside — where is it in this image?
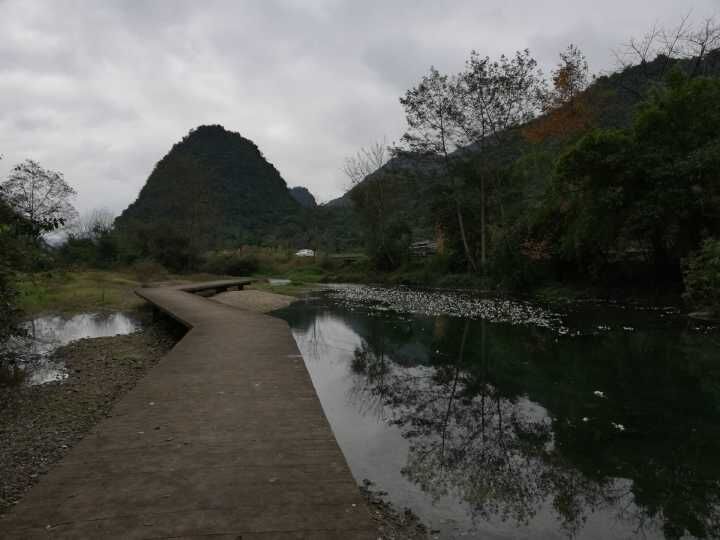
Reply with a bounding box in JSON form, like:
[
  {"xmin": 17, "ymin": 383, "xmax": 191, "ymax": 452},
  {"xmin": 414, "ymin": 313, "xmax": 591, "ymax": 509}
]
[
  {"xmin": 339, "ymin": 41, "xmax": 720, "ymax": 296},
  {"xmin": 289, "ymin": 186, "xmax": 317, "ymax": 208},
  {"xmin": 116, "ymin": 125, "xmax": 302, "ymax": 248}
]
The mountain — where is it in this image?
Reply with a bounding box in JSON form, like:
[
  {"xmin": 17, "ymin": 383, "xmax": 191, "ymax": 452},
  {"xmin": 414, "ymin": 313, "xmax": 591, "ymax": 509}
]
[
  {"xmin": 324, "ymin": 193, "xmax": 352, "ymax": 208},
  {"xmin": 289, "ymin": 186, "xmax": 317, "ymax": 208},
  {"xmin": 116, "ymin": 125, "xmax": 304, "ymax": 248}
]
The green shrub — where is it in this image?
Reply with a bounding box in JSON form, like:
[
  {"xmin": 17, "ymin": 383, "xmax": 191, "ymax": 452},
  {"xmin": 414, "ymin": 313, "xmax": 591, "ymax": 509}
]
[
  {"xmin": 683, "ymin": 238, "xmax": 720, "ymax": 313},
  {"xmin": 131, "ymin": 259, "xmax": 169, "ymax": 283},
  {"xmin": 201, "ymin": 250, "xmax": 259, "ymax": 276}
]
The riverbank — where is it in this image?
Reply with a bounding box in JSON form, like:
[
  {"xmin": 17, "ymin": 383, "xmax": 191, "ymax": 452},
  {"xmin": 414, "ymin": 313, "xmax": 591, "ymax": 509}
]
[
  {"xmin": 15, "ymin": 269, "xmax": 323, "ymax": 315},
  {"xmin": 15, "ymin": 268, "xmax": 689, "ymax": 320},
  {"xmin": 3, "ymin": 277, "xmax": 434, "ymax": 537},
  {"xmin": 361, "ymin": 480, "xmax": 432, "ymax": 540},
  {"xmin": 0, "ymin": 314, "xmax": 177, "ymax": 515},
  {"xmin": 15, "ymin": 270, "xmax": 242, "ymax": 316}
]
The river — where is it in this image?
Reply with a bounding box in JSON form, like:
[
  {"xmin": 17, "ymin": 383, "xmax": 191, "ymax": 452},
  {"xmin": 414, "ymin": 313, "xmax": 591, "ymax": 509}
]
[{"xmin": 276, "ymin": 286, "xmax": 720, "ymax": 539}]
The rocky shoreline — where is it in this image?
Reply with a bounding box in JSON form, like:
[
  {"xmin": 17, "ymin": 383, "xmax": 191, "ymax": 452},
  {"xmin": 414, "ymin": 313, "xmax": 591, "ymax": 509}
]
[{"xmin": 361, "ymin": 480, "xmax": 433, "ymax": 539}]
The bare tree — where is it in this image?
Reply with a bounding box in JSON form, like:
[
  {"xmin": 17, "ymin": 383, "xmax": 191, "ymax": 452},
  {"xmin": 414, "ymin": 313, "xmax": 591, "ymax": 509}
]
[
  {"xmin": 684, "ymin": 17, "xmax": 720, "ymax": 76},
  {"xmin": 343, "ymin": 141, "xmax": 396, "ymax": 267},
  {"xmin": 343, "ymin": 141, "xmax": 388, "ymax": 187},
  {"xmin": 72, "ymin": 208, "xmax": 115, "ymax": 241},
  {"xmin": 0, "ymin": 159, "xmax": 77, "ymax": 238},
  {"xmin": 613, "ymin": 15, "xmax": 720, "ymax": 95}
]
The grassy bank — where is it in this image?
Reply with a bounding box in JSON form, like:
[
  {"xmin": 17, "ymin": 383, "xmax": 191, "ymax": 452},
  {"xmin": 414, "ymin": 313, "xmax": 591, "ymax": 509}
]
[
  {"xmin": 16, "ymin": 269, "xmax": 239, "ymax": 316},
  {"xmin": 15, "ymin": 266, "xmax": 331, "ymax": 317},
  {"xmin": 17, "ymin": 270, "xmax": 145, "ymax": 315},
  {"xmin": 16, "ymin": 263, "xmax": 682, "ymax": 319}
]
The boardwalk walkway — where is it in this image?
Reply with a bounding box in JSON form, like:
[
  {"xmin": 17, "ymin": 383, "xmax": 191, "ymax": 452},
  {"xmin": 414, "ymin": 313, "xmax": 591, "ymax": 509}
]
[{"xmin": 1, "ymin": 280, "xmax": 376, "ymax": 539}]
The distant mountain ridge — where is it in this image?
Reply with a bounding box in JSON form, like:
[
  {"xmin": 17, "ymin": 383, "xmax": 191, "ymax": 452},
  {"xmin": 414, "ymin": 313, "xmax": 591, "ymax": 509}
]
[{"xmin": 289, "ymin": 186, "xmax": 317, "ymax": 208}]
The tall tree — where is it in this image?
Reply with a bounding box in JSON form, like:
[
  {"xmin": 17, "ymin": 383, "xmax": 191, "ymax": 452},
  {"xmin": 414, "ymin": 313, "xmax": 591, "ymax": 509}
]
[
  {"xmin": 458, "ymin": 49, "xmax": 546, "ymax": 267},
  {"xmin": 0, "ymin": 159, "xmax": 77, "ymax": 238},
  {"xmin": 344, "ymin": 141, "xmax": 398, "ymax": 268},
  {"xmin": 399, "ymin": 68, "xmax": 478, "ymax": 270}
]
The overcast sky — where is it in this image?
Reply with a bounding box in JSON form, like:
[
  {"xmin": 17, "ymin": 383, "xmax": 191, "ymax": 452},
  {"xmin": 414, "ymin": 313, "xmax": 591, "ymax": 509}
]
[{"xmin": 1, "ymin": 0, "xmax": 717, "ymax": 215}]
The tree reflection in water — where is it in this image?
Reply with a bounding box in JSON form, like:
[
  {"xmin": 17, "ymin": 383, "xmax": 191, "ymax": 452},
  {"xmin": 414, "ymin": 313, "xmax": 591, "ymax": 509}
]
[{"xmin": 282, "ymin": 298, "xmax": 720, "ymax": 539}]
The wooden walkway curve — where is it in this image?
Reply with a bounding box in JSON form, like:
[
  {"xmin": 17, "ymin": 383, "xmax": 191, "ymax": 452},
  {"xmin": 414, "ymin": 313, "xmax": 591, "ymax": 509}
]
[{"xmin": 1, "ymin": 280, "xmax": 376, "ymax": 539}]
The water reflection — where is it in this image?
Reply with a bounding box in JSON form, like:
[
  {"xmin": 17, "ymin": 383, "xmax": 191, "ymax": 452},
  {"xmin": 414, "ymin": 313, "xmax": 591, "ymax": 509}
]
[
  {"xmin": 2, "ymin": 312, "xmax": 140, "ymax": 385},
  {"xmin": 277, "ymin": 294, "xmax": 720, "ymax": 539}
]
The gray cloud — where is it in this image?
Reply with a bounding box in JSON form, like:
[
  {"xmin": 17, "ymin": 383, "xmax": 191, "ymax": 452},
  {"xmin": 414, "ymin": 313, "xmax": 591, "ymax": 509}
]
[{"xmin": 1, "ymin": 0, "xmax": 717, "ymax": 212}]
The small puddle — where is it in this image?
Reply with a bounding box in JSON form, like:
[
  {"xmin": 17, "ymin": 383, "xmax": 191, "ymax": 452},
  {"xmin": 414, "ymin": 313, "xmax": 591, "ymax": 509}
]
[
  {"xmin": 268, "ymin": 278, "xmax": 291, "ymax": 286},
  {"xmin": 2, "ymin": 312, "xmax": 141, "ymax": 386}
]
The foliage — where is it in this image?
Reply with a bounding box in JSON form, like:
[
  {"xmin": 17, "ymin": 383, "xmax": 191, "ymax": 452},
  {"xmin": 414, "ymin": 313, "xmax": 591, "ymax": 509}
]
[
  {"xmin": 537, "ymin": 72, "xmax": 720, "ymax": 284},
  {"xmin": 399, "ymin": 49, "xmax": 547, "ymax": 271},
  {"xmin": 112, "ymin": 125, "xmax": 362, "ymax": 268},
  {"xmin": 57, "ymin": 208, "xmax": 120, "ymax": 268},
  {"xmin": 201, "ymin": 250, "xmax": 260, "ymax": 276},
  {"xmin": 683, "ymin": 238, "xmax": 720, "ymax": 312},
  {"xmin": 523, "ymin": 45, "xmax": 595, "ymax": 142},
  {"xmin": 129, "ymin": 260, "xmax": 168, "ymax": 283},
  {"xmin": 0, "ymin": 201, "xmax": 31, "ymax": 366},
  {"xmin": 339, "ymin": 31, "xmax": 720, "ymax": 291},
  {"xmin": 345, "ymin": 142, "xmax": 416, "ymax": 271},
  {"xmin": 288, "ymin": 186, "xmax": 317, "ymax": 208},
  {"xmin": 0, "ymin": 223, "xmax": 21, "ymax": 349},
  {"xmin": 0, "ymin": 159, "xmax": 78, "ymax": 238},
  {"xmin": 115, "ymin": 125, "xmax": 304, "ymax": 260}
]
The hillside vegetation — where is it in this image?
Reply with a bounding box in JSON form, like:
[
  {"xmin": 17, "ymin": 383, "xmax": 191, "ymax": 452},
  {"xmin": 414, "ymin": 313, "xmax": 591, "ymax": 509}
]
[{"xmin": 339, "ymin": 36, "xmax": 720, "ymax": 304}]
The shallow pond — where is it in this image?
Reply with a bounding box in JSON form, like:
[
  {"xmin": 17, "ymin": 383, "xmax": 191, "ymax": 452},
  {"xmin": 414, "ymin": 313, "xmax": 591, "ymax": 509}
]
[
  {"xmin": 3, "ymin": 312, "xmax": 140, "ymax": 385},
  {"xmin": 276, "ymin": 288, "xmax": 720, "ymax": 539}
]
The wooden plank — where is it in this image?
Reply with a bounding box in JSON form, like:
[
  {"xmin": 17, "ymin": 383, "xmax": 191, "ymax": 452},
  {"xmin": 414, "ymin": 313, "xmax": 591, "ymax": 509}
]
[{"xmin": 0, "ymin": 282, "xmax": 376, "ymax": 539}]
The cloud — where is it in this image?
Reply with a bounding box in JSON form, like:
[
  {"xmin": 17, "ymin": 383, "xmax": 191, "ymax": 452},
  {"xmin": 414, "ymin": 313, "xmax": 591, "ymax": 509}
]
[{"xmin": 0, "ymin": 0, "xmax": 717, "ymax": 214}]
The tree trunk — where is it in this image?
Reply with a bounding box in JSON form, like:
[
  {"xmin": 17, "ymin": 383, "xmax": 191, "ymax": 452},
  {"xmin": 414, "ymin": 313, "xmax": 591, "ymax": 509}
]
[
  {"xmin": 480, "ymin": 175, "xmax": 487, "ymax": 270},
  {"xmin": 455, "ymin": 198, "xmax": 477, "ymax": 273}
]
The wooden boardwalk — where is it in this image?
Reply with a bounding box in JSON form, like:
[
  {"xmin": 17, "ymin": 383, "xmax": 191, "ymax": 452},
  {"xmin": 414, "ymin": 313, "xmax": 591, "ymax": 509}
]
[{"xmin": 1, "ymin": 280, "xmax": 376, "ymax": 539}]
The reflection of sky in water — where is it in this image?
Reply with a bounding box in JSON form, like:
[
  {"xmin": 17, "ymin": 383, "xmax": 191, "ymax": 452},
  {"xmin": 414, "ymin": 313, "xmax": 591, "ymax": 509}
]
[
  {"xmin": 12, "ymin": 313, "xmax": 140, "ymax": 385},
  {"xmin": 267, "ymin": 278, "xmax": 291, "ymax": 286},
  {"xmin": 277, "ymin": 294, "xmax": 719, "ymax": 540}
]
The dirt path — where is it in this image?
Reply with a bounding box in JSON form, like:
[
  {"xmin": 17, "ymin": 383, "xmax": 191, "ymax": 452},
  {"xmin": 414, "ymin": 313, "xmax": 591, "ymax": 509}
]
[{"xmin": 212, "ymin": 289, "xmax": 296, "ymax": 312}]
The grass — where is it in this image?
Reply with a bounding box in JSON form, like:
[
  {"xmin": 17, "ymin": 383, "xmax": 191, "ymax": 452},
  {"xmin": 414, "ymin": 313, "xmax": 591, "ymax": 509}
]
[
  {"xmin": 16, "ymin": 269, "xmax": 237, "ymax": 316},
  {"xmin": 17, "ymin": 270, "xmax": 144, "ymax": 315},
  {"xmin": 247, "ymin": 280, "xmax": 321, "ymax": 297}
]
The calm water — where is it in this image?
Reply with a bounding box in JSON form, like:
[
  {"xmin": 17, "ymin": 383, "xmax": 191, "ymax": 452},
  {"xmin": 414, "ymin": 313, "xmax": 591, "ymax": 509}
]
[
  {"xmin": 276, "ymin": 290, "xmax": 720, "ymax": 540},
  {"xmin": 3, "ymin": 312, "xmax": 140, "ymax": 385}
]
